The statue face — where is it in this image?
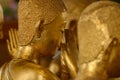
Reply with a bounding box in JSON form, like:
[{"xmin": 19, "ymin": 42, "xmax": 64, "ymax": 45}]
[{"xmin": 32, "ymin": 12, "xmax": 66, "ymax": 56}]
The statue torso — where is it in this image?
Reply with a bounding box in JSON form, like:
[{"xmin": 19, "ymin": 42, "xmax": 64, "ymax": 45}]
[{"xmin": 0, "ymin": 59, "xmax": 60, "ymax": 80}]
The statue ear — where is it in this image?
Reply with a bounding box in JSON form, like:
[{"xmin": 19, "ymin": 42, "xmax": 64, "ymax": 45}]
[{"xmin": 36, "ymin": 20, "xmax": 45, "ymax": 38}]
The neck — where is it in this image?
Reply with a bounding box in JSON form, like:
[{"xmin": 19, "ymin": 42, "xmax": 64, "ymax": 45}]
[{"xmin": 15, "ymin": 45, "xmax": 40, "ymax": 64}]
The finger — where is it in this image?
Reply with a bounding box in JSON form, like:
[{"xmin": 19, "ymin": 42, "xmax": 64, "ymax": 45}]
[
  {"xmin": 9, "ymin": 28, "xmax": 14, "ymax": 51},
  {"xmin": 11, "ymin": 28, "xmax": 17, "ymax": 48},
  {"xmin": 14, "ymin": 29, "xmax": 18, "ymax": 46},
  {"xmin": 7, "ymin": 39, "xmax": 12, "ymax": 55}
]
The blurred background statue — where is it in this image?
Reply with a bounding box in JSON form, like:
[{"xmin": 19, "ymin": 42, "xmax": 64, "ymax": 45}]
[{"xmin": 76, "ymin": 1, "xmax": 120, "ymax": 80}]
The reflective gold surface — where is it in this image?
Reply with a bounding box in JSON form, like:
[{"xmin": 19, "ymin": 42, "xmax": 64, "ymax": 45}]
[
  {"xmin": 0, "ymin": 59, "xmax": 60, "ymax": 80},
  {"xmin": 1, "ymin": 0, "xmax": 120, "ymax": 80},
  {"xmin": 18, "ymin": 0, "xmax": 66, "ymax": 46},
  {"xmin": 61, "ymin": 29, "xmax": 79, "ymax": 78},
  {"xmin": 77, "ymin": 1, "xmax": 120, "ymax": 80},
  {"xmin": 0, "ymin": 0, "xmax": 67, "ymax": 80},
  {"xmin": 64, "ymin": 0, "xmax": 99, "ymax": 21}
]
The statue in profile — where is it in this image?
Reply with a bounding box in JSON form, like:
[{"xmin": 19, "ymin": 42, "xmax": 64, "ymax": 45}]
[{"xmin": 0, "ymin": 0, "xmax": 67, "ymax": 80}]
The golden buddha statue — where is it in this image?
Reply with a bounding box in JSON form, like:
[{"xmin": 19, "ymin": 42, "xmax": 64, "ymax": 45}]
[
  {"xmin": 76, "ymin": 1, "xmax": 120, "ymax": 80},
  {"xmin": 1, "ymin": 0, "xmax": 120, "ymax": 80},
  {"xmin": 59, "ymin": 0, "xmax": 100, "ymax": 79},
  {"xmin": 0, "ymin": 0, "xmax": 67, "ymax": 80}
]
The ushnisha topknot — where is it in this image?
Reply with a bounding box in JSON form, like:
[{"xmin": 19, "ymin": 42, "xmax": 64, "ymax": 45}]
[
  {"xmin": 18, "ymin": 0, "xmax": 66, "ymax": 46},
  {"xmin": 78, "ymin": 1, "xmax": 120, "ymax": 64}
]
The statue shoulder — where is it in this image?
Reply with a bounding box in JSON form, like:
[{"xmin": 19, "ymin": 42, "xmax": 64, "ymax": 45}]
[{"xmin": 8, "ymin": 59, "xmax": 60, "ymax": 80}]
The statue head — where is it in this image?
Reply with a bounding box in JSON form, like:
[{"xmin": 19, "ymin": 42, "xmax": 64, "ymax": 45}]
[
  {"xmin": 77, "ymin": 1, "xmax": 120, "ymax": 78},
  {"xmin": 18, "ymin": 0, "xmax": 67, "ymax": 56}
]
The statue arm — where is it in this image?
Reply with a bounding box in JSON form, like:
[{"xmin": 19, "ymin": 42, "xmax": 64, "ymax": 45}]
[
  {"xmin": 60, "ymin": 29, "xmax": 78, "ymax": 80},
  {"xmin": 8, "ymin": 59, "xmax": 61, "ymax": 80}
]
